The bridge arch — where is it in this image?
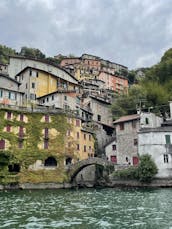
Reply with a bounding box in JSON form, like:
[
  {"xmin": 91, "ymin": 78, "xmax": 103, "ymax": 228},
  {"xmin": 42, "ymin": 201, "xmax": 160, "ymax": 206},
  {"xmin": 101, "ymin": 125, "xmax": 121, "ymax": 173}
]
[{"xmin": 68, "ymin": 157, "xmax": 114, "ymax": 182}]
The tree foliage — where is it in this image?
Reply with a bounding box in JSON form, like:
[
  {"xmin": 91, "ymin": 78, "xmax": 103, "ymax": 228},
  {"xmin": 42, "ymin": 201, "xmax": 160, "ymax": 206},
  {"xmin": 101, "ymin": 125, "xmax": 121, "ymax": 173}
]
[
  {"xmin": 112, "ymin": 154, "xmax": 158, "ymax": 182},
  {"xmin": 19, "ymin": 46, "xmax": 46, "ymax": 59},
  {"xmin": 137, "ymin": 154, "xmax": 158, "ymax": 182},
  {"xmin": 0, "ymin": 45, "xmax": 16, "ymax": 64},
  {"xmin": 112, "ymin": 48, "xmax": 172, "ymax": 119}
]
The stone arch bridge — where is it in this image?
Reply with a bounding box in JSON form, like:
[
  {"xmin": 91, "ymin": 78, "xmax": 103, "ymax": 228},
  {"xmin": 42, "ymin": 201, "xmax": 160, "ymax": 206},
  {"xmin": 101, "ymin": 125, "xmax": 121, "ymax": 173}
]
[{"xmin": 68, "ymin": 157, "xmax": 115, "ymax": 182}]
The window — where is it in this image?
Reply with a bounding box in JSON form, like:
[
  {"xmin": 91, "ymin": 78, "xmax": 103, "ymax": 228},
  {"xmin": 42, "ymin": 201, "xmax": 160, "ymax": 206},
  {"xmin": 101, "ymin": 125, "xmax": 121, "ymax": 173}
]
[
  {"xmin": 97, "ymin": 115, "xmax": 101, "ymax": 122},
  {"xmin": 31, "ymin": 82, "xmax": 35, "ymax": 89},
  {"xmin": 36, "ymin": 72, "xmax": 39, "ymax": 77},
  {"xmin": 45, "ymin": 128, "xmax": 49, "ymax": 138},
  {"xmin": 29, "ymin": 69, "xmax": 32, "ymax": 76},
  {"xmin": 45, "ymin": 115, "xmax": 49, "ymax": 123},
  {"xmin": 76, "ymin": 119, "xmax": 80, "ymax": 127},
  {"xmin": 119, "ymin": 123, "xmax": 124, "ymax": 130},
  {"xmin": 134, "ymin": 139, "xmax": 138, "ymax": 146},
  {"xmin": 77, "ymin": 144, "xmax": 80, "ymax": 150},
  {"xmin": 89, "ymin": 146, "xmax": 92, "ymax": 152},
  {"xmin": 0, "ymin": 139, "xmax": 5, "ymax": 149},
  {"xmin": 145, "ymin": 117, "xmax": 149, "ymax": 124},
  {"xmin": 30, "ymin": 94, "xmax": 36, "ymax": 100},
  {"xmin": 18, "ymin": 141, "xmax": 23, "ymax": 149},
  {"xmin": 112, "ymin": 144, "xmax": 116, "ymax": 150},
  {"xmin": 19, "ymin": 126, "xmax": 24, "ymax": 138},
  {"xmin": 0, "ymin": 90, "xmax": 3, "ymax": 97},
  {"xmin": 111, "ymin": 155, "xmax": 117, "ymax": 163},
  {"xmin": 84, "ymin": 145, "xmax": 86, "ymax": 152},
  {"xmin": 46, "ymin": 97, "xmax": 49, "ymax": 102},
  {"xmin": 52, "ymin": 95, "xmax": 54, "ymax": 101},
  {"xmin": 164, "ymin": 154, "xmax": 169, "ymax": 163},
  {"xmin": 89, "ymin": 134, "xmax": 91, "ymax": 141},
  {"xmin": 67, "ymin": 130, "xmax": 71, "ymax": 136},
  {"xmin": 6, "ymin": 125, "xmax": 11, "ymax": 132},
  {"xmin": 77, "ymin": 132, "xmax": 80, "ymax": 139},
  {"xmin": 26, "ymin": 83, "xmax": 27, "ymax": 89},
  {"xmin": 20, "ymin": 114, "xmax": 24, "ymax": 121},
  {"xmin": 84, "ymin": 134, "xmax": 86, "ymax": 140},
  {"xmin": 9, "ymin": 92, "xmax": 16, "ymax": 100},
  {"xmin": 7, "ymin": 112, "xmax": 11, "ymax": 120},
  {"xmin": 165, "ymin": 135, "xmax": 171, "ymax": 144},
  {"xmin": 64, "ymin": 95, "xmax": 67, "ymax": 101},
  {"xmin": 44, "ymin": 140, "xmax": 48, "ymax": 149},
  {"xmin": 132, "ymin": 121, "xmax": 136, "ymax": 129}
]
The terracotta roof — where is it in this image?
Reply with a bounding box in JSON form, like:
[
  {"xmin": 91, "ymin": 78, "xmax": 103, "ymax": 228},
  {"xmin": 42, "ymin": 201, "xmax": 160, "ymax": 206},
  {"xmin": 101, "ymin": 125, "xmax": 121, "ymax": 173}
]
[{"xmin": 113, "ymin": 114, "xmax": 140, "ymax": 124}]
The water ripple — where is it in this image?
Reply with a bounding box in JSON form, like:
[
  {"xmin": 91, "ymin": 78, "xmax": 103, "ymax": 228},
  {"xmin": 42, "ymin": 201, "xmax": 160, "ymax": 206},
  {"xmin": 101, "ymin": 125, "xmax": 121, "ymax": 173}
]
[{"xmin": 0, "ymin": 188, "xmax": 172, "ymax": 228}]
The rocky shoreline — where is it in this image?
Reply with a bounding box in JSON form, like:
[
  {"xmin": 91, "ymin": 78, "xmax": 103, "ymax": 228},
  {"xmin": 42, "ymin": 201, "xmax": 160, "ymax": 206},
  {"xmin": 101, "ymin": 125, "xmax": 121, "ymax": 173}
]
[{"xmin": 1, "ymin": 178, "xmax": 172, "ymax": 190}]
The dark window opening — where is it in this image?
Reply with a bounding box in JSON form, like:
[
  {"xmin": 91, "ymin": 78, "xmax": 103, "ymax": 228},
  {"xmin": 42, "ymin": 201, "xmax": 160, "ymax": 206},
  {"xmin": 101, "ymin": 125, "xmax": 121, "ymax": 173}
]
[
  {"xmin": 7, "ymin": 112, "xmax": 11, "ymax": 120},
  {"xmin": 119, "ymin": 123, "xmax": 124, "ymax": 130},
  {"xmin": 66, "ymin": 157, "xmax": 72, "ymax": 165},
  {"xmin": 31, "ymin": 82, "xmax": 35, "ymax": 89},
  {"xmin": 44, "ymin": 157, "xmax": 57, "ymax": 167},
  {"xmin": 44, "ymin": 140, "xmax": 48, "ymax": 149},
  {"xmin": 44, "ymin": 128, "xmax": 49, "ymax": 138},
  {"xmin": 132, "ymin": 120, "xmax": 136, "ymax": 128},
  {"xmin": 20, "ymin": 114, "xmax": 24, "ymax": 121},
  {"xmin": 145, "ymin": 117, "xmax": 149, "ymax": 124},
  {"xmin": 112, "ymin": 144, "xmax": 116, "ymax": 150},
  {"xmin": 164, "ymin": 154, "xmax": 169, "ymax": 163},
  {"xmin": 97, "ymin": 115, "xmax": 101, "ymax": 122},
  {"xmin": 134, "ymin": 139, "xmax": 138, "ymax": 146},
  {"xmin": 0, "ymin": 139, "xmax": 5, "ymax": 149},
  {"xmin": 19, "ymin": 126, "xmax": 24, "ymax": 138},
  {"xmin": 8, "ymin": 164, "xmax": 20, "ymax": 172}
]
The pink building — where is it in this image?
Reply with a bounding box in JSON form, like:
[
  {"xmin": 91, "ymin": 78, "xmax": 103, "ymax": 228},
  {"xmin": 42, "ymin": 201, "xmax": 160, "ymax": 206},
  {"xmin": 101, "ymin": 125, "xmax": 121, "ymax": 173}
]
[
  {"xmin": 60, "ymin": 58, "xmax": 81, "ymax": 67},
  {"xmin": 98, "ymin": 71, "xmax": 128, "ymax": 94}
]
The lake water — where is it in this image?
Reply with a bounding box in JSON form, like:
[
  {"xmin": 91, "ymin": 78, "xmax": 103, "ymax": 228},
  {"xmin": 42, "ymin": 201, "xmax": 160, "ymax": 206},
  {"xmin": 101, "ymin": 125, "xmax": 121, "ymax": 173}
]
[{"xmin": 0, "ymin": 188, "xmax": 172, "ymax": 228}]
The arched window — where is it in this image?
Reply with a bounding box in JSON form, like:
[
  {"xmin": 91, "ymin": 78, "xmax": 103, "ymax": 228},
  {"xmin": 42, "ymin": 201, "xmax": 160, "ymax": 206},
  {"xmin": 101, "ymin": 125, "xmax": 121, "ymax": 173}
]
[
  {"xmin": 44, "ymin": 157, "xmax": 57, "ymax": 167},
  {"xmin": 8, "ymin": 164, "xmax": 20, "ymax": 172}
]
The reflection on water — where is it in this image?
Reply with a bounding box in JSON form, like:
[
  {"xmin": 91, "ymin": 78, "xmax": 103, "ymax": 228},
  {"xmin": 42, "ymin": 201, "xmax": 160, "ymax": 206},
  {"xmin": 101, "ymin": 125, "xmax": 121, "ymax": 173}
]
[{"xmin": 0, "ymin": 188, "xmax": 172, "ymax": 228}]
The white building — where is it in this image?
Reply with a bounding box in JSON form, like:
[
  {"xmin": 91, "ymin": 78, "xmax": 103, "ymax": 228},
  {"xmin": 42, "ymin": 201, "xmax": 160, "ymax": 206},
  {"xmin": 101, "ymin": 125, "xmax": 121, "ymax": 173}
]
[
  {"xmin": 114, "ymin": 112, "xmax": 163, "ymax": 166},
  {"xmin": 138, "ymin": 103, "xmax": 172, "ymax": 178},
  {"xmin": 0, "ymin": 73, "xmax": 24, "ymax": 106}
]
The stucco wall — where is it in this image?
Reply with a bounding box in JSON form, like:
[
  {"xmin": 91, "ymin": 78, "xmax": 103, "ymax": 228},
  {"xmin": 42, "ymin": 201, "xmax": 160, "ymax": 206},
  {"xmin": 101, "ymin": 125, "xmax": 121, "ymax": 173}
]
[{"xmin": 138, "ymin": 131, "xmax": 172, "ymax": 178}]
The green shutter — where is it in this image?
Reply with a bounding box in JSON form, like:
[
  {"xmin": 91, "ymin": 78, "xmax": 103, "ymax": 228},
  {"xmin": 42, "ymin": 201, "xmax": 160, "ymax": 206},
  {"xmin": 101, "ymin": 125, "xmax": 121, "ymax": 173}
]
[{"xmin": 165, "ymin": 135, "xmax": 171, "ymax": 144}]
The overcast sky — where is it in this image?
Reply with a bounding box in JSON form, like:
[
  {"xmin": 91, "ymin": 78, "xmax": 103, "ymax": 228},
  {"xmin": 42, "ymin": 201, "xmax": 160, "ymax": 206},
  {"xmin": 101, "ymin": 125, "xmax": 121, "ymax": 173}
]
[{"xmin": 0, "ymin": 0, "xmax": 172, "ymax": 69}]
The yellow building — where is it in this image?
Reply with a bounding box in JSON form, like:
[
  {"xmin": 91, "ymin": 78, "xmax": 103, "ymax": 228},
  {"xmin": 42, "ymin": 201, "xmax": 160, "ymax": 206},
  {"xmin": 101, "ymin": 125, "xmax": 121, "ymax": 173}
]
[
  {"xmin": 0, "ymin": 107, "xmax": 95, "ymax": 184},
  {"xmin": 16, "ymin": 67, "xmax": 79, "ymax": 105},
  {"xmin": 66, "ymin": 117, "xmax": 95, "ymax": 162}
]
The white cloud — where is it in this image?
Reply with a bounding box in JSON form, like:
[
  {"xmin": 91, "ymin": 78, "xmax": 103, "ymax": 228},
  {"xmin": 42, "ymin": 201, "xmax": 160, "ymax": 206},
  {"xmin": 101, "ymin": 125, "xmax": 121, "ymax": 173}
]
[{"xmin": 0, "ymin": 0, "xmax": 172, "ymax": 69}]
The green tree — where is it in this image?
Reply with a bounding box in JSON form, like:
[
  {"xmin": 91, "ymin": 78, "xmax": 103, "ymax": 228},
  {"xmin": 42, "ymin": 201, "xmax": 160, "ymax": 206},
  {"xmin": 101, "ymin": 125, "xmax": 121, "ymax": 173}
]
[
  {"xmin": 0, "ymin": 44, "xmax": 16, "ymax": 64},
  {"xmin": 20, "ymin": 46, "xmax": 46, "ymax": 59},
  {"xmin": 137, "ymin": 154, "xmax": 158, "ymax": 182}
]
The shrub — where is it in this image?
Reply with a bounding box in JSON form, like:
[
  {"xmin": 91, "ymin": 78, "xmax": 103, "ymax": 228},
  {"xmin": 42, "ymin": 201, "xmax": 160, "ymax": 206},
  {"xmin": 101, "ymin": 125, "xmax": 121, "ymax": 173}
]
[
  {"xmin": 112, "ymin": 154, "xmax": 158, "ymax": 182},
  {"xmin": 137, "ymin": 154, "xmax": 158, "ymax": 182},
  {"xmin": 113, "ymin": 166, "xmax": 138, "ymax": 180}
]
